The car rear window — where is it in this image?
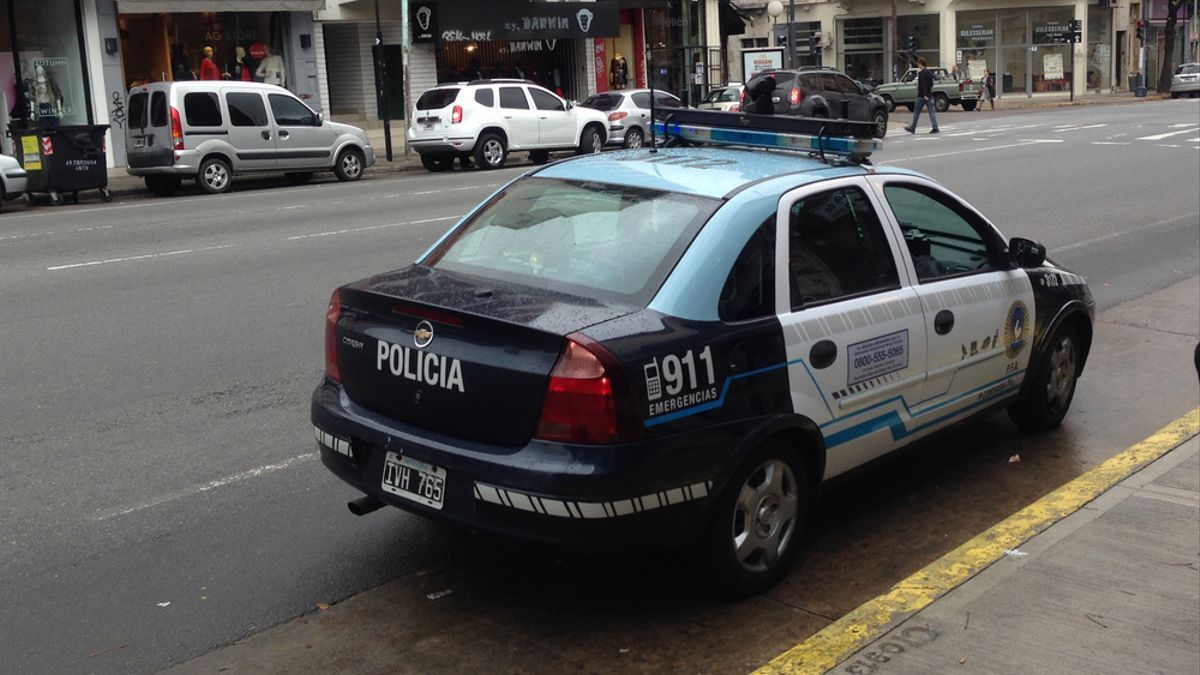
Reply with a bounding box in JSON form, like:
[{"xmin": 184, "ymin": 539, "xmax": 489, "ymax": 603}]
[
  {"xmin": 417, "ymin": 88, "xmax": 460, "ymax": 109},
  {"xmin": 128, "ymin": 92, "xmax": 147, "ymax": 128},
  {"xmin": 475, "ymin": 88, "xmax": 494, "ymax": 107},
  {"xmin": 1177, "ymin": 64, "xmax": 1199, "ymax": 74},
  {"xmin": 183, "ymin": 92, "xmax": 222, "ymax": 127},
  {"xmin": 582, "ymin": 93, "xmax": 623, "ymax": 111},
  {"xmin": 151, "ymin": 91, "xmax": 167, "ymax": 127},
  {"xmin": 425, "ymin": 178, "xmax": 719, "ymax": 305}
]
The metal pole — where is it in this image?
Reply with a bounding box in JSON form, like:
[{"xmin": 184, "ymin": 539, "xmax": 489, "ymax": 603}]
[
  {"xmin": 787, "ymin": 0, "xmax": 796, "ymax": 68},
  {"xmin": 891, "ymin": 0, "xmax": 898, "ymax": 81},
  {"xmin": 374, "ymin": 0, "xmax": 393, "ymax": 162},
  {"xmin": 1139, "ymin": 0, "xmax": 1148, "ymax": 93},
  {"xmin": 401, "ymin": 0, "xmax": 411, "ymax": 158}
]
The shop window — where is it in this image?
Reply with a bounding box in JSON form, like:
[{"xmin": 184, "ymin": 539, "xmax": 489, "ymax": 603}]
[
  {"xmin": 740, "ymin": 37, "xmax": 769, "ymax": 49},
  {"xmin": 499, "ymin": 87, "xmax": 530, "ymax": 110},
  {"xmin": 883, "ymin": 185, "xmax": 1000, "ymax": 281},
  {"xmin": 151, "ymin": 91, "xmax": 168, "ymax": 127},
  {"xmin": 11, "ymin": 0, "xmax": 92, "ymax": 127},
  {"xmin": 529, "ymin": 88, "xmax": 565, "ymax": 112},
  {"xmin": 788, "ymin": 187, "xmax": 899, "ymax": 308},
  {"xmin": 184, "ymin": 92, "xmax": 223, "ymax": 127},
  {"xmin": 227, "ymin": 93, "xmax": 268, "ymax": 127},
  {"xmin": 719, "ymin": 217, "xmax": 775, "ymax": 323},
  {"xmin": 474, "ymin": 89, "xmax": 494, "ymax": 107},
  {"xmin": 269, "ymin": 94, "xmax": 316, "ymax": 126}
]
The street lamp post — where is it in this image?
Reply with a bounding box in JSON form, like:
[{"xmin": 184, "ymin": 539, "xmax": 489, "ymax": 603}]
[
  {"xmin": 767, "ymin": 1, "xmax": 783, "ymax": 66},
  {"xmin": 787, "ymin": 0, "xmax": 796, "ymax": 69}
]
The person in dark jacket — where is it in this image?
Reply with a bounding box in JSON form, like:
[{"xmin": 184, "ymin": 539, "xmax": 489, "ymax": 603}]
[
  {"xmin": 749, "ymin": 76, "xmax": 777, "ymax": 115},
  {"xmin": 904, "ymin": 57, "xmax": 939, "ymax": 134}
]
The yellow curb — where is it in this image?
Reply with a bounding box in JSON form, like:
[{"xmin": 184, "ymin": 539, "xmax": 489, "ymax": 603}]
[{"xmin": 754, "ymin": 408, "xmax": 1200, "ymax": 675}]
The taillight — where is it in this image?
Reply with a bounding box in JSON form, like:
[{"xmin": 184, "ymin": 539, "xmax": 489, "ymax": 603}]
[
  {"xmin": 170, "ymin": 106, "xmax": 184, "ymax": 150},
  {"xmin": 741, "ymin": 90, "xmax": 749, "ymax": 108},
  {"xmin": 534, "ymin": 336, "xmax": 640, "ymax": 445},
  {"xmin": 451, "ymin": 104, "xmax": 463, "ymax": 124},
  {"xmin": 959, "ymin": 81, "xmax": 965, "ymax": 92},
  {"xmin": 789, "ymin": 86, "xmax": 802, "ymax": 106},
  {"xmin": 608, "ymin": 111, "xmax": 628, "ymax": 122},
  {"xmin": 324, "ymin": 288, "xmax": 342, "ymax": 383}
]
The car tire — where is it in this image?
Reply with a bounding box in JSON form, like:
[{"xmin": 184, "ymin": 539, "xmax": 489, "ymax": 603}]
[
  {"xmin": 1008, "ymin": 324, "xmax": 1080, "ymax": 432},
  {"xmin": 577, "ymin": 126, "xmax": 603, "ymax": 155},
  {"xmin": 933, "ymin": 93, "xmax": 950, "ymax": 113},
  {"xmin": 285, "ymin": 172, "xmax": 314, "ymax": 185},
  {"xmin": 623, "ymin": 127, "xmax": 644, "ymax": 149},
  {"xmin": 871, "ymin": 109, "xmax": 888, "ymax": 138},
  {"xmin": 420, "ymin": 154, "xmax": 455, "ymax": 172},
  {"xmin": 961, "ymin": 99, "xmax": 977, "ymax": 111},
  {"xmin": 335, "ymin": 148, "xmax": 365, "ymax": 182},
  {"xmin": 882, "ymin": 95, "xmax": 895, "ymax": 113},
  {"xmin": 703, "ymin": 441, "xmax": 810, "ymax": 599},
  {"xmin": 529, "ymin": 150, "xmax": 551, "ymax": 164},
  {"xmin": 474, "ymin": 133, "xmax": 508, "ymax": 169},
  {"xmin": 145, "ymin": 175, "xmax": 181, "ymax": 197},
  {"xmin": 1170, "ymin": 92, "xmax": 1180, "ymax": 99},
  {"xmin": 197, "ymin": 157, "xmax": 233, "ymax": 194},
  {"xmin": 902, "ymin": 104, "xmax": 913, "ymax": 112}
]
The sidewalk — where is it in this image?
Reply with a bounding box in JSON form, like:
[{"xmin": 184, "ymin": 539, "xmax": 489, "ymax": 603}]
[{"xmin": 759, "ymin": 413, "xmax": 1200, "ymax": 674}]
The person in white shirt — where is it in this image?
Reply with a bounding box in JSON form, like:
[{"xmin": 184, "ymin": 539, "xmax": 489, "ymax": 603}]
[{"xmin": 256, "ymin": 46, "xmax": 286, "ymax": 88}]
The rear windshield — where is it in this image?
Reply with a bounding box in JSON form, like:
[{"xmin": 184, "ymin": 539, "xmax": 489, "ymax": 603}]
[
  {"xmin": 1177, "ymin": 64, "xmax": 1200, "ymax": 74},
  {"xmin": 748, "ymin": 72, "xmax": 796, "ymax": 90},
  {"xmin": 425, "ymin": 178, "xmax": 718, "ymax": 305},
  {"xmin": 582, "ymin": 93, "xmax": 623, "ymax": 111},
  {"xmin": 128, "ymin": 92, "xmax": 147, "ymax": 128},
  {"xmin": 416, "ymin": 88, "xmax": 460, "ymax": 110}
]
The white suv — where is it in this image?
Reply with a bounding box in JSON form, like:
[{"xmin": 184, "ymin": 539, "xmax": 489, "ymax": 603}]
[{"xmin": 408, "ymin": 80, "xmax": 609, "ymax": 171}]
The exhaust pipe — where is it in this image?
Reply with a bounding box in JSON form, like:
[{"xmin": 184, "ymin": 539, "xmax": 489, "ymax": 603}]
[{"xmin": 347, "ymin": 494, "xmax": 387, "ymax": 516}]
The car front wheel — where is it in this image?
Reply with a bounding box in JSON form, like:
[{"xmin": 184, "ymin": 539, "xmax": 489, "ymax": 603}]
[
  {"xmin": 1009, "ymin": 324, "xmax": 1080, "ymax": 432},
  {"xmin": 335, "ymin": 148, "xmax": 365, "ymax": 182},
  {"xmin": 872, "ymin": 109, "xmax": 888, "ymax": 138},
  {"xmin": 473, "ymin": 133, "xmax": 508, "ymax": 169},
  {"xmin": 577, "ymin": 126, "xmax": 603, "ymax": 155}
]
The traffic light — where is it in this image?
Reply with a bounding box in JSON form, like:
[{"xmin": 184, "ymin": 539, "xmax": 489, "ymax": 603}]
[
  {"xmin": 809, "ymin": 31, "xmax": 820, "ymax": 56},
  {"xmin": 1136, "ymin": 20, "xmax": 1145, "ymax": 42}
]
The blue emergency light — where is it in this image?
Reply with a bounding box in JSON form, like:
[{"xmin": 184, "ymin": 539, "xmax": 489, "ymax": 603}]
[{"xmin": 649, "ymin": 108, "xmax": 881, "ymax": 164}]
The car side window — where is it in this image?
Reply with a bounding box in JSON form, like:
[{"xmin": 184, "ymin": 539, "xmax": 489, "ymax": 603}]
[
  {"xmin": 529, "ymin": 88, "xmax": 565, "ymax": 112},
  {"xmin": 819, "ymin": 73, "xmax": 843, "ymax": 93},
  {"xmin": 475, "ymin": 88, "xmax": 494, "ymax": 107},
  {"xmin": 183, "ymin": 92, "xmax": 222, "ymax": 127},
  {"xmin": 150, "ymin": 91, "xmax": 167, "ymax": 126},
  {"xmin": 788, "ymin": 186, "xmax": 900, "ymax": 308},
  {"xmin": 226, "ymin": 92, "xmax": 268, "ymax": 127},
  {"xmin": 269, "ymin": 94, "xmax": 316, "ymax": 126},
  {"xmin": 835, "ymin": 75, "xmax": 861, "ymax": 95},
  {"xmin": 720, "ymin": 88, "xmax": 741, "ymax": 102},
  {"xmin": 499, "ymin": 87, "xmax": 530, "ymax": 109},
  {"xmin": 654, "ymin": 92, "xmax": 680, "ymax": 108},
  {"xmin": 883, "ymin": 185, "xmax": 1003, "ymax": 282},
  {"xmin": 901, "ymin": 70, "xmax": 916, "ymax": 83},
  {"xmin": 799, "ymin": 74, "xmax": 822, "ymax": 91},
  {"xmin": 631, "ymin": 92, "xmax": 651, "ymax": 108},
  {"xmin": 719, "ymin": 217, "xmax": 776, "ymax": 322}
]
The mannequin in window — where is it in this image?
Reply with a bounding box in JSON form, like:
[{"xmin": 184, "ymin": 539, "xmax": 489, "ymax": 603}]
[
  {"xmin": 235, "ymin": 46, "xmax": 253, "ymax": 81},
  {"xmin": 199, "ymin": 46, "xmax": 221, "ymax": 80},
  {"xmin": 30, "ymin": 64, "xmax": 64, "ymax": 122},
  {"xmin": 610, "ymin": 53, "xmax": 628, "ymax": 89},
  {"xmin": 256, "ymin": 46, "xmax": 286, "ymax": 87}
]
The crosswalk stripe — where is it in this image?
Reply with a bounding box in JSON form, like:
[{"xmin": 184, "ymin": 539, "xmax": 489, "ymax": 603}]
[{"xmin": 1137, "ymin": 127, "xmax": 1200, "ymax": 141}]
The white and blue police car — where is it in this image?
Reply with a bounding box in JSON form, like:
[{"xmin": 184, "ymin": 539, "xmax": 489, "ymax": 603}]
[{"xmin": 312, "ymin": 110, "xmax": 1094, "ymax": 597}]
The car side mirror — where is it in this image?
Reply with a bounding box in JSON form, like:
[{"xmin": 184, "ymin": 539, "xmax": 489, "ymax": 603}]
[
  {"xmin": 1008, "ymin": 237, "xmax": 1046, "ymax": 268},
  {"xmin": 315, "ymin": 111, "xmax": 324, "ymax": 126}
]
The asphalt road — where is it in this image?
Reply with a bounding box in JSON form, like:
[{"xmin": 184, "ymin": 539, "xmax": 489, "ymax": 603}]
[{"xmin": 1, "ymin": 98, "xmax": 1197, "ymax": 673}]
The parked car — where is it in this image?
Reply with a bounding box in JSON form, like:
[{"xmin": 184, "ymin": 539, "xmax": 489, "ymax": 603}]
[
  {"xmin": 125, "ymin": 81, "xmax": 373, "ymax": 196},
  {"xmin": 312, "ymin": 111, "xmax": 1093, "ymax": 597},
  {"xmin": 1171, "ymin": 63, "xmax": 1200, "ymax": 98},
  {"xmin": 742, "ymin": 67, "xmax": 890, "ymax": 138},
  {"xmin": 697, "ymin": 84, "xmax": 745, "ymax": 111},
  {"xmin": 409, "ymin": 79, "xmax": 610, "ymax": 171},
  {"xmin": 0, "ymin": 154, "xmax": 28, "ymax": 211},
  {"xmin": 582, "ymin": 89, "xmax": 683, "ymax": 149},
  {"xmin": 875, "ymin": 68, "xmax": 982, "ymax": 113}
]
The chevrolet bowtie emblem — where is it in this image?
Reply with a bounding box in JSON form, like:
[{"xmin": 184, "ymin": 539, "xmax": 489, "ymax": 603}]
[{"xmin": 413, "ymin": 320, "xmax": 434, "ymax": 349}]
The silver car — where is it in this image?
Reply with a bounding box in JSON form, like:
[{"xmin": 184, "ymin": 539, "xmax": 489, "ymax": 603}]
[
  {"xmin": 0, "ymin": 153, "xmax": 28, "ymax": 212},
  {"xmin": 1171, "ymin": 63, "xmax": 1199, "ymax": 98},
  {"xmin": 697, "ymin": 85, "xmax": 744, "ymax": 112},
  {"xmin": 125, "ymin": 81, "xmax": 374, "ymax": 195},
  {"xmin": 581, "ymin": 89, "xmax": 683, "ymax": 149}
]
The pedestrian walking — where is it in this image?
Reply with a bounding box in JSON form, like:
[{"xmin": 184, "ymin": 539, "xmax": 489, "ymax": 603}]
[
  {"xmin": 985, "ymin": 69, "xmax": 997, "ymax": 110},
  {"xmin": 904, "ymin": 57, "xmax": 939, "ymax": 134},
  {"xmin": 977, "ymin": 68, "xmax": 994, "ymax": 111}
]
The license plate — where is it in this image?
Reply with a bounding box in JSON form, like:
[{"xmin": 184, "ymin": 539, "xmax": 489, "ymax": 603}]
[{"xmin": 381, "ymin": 451, "xmax": 446, "ymax": 510}]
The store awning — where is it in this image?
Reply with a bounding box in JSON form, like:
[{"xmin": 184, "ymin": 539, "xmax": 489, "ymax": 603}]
[{"xmin": 116, "ymin": 0, "xmax": 326, "ymax": 13}]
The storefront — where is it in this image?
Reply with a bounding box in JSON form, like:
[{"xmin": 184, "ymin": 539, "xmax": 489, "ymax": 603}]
[
  {"xmin": 646, "ymin": 0, "xmax": 719, "ymax": 105},
  {"xmin": 594, "ymin": 7, "xmax": 648, "ymax": 94},
  {"xmin": 2, "ymin": 0, "xmax": 96, "ymax": 154}
]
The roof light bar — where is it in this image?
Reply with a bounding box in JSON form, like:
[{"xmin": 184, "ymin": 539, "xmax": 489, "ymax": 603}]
[{"xmin": 651, "ymin": 109, "xmax": 881, "ymax": 162}]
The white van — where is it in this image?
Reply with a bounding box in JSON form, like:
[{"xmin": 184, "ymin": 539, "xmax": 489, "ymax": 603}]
[{"xmin": 125, "ymin": 81, "xmax": 374, "ymax": 195}]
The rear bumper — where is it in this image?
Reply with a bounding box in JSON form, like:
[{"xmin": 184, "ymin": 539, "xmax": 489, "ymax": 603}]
[
  {"xmin": 310, "ymin": 381, "xmax": 737, "ymax": 550},
  {"xmin": 1170, "ymin": 80, "xmax": 1199, "ymax": 93},
  {"xmin": 408, "ymin": 136, "xmax": 478, "ymax": 155},
  {"xmin": 3, "ymin": 168, "xmax": 27, "ymax": 196}
]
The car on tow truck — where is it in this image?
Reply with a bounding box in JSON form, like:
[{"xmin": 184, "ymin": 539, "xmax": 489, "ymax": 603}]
[{"xmin": 312, "ymin": 110, "xmax": 1094, "ymax": 597}]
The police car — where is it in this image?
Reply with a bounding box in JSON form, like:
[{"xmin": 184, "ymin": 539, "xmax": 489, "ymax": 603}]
[{"xmin": 312, "ymin": 110, "xmax": 1094, "ymax": 596}]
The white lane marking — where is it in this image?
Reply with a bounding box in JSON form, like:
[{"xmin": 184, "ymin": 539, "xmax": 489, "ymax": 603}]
[
  {"xmin": 281, "ymin": 204, "xmax": 307, "ymax": 210},
  {"xmin": 411, "ymin": 183, "xmax": 502, "ymax": 196},
  {"xmin": 886, "ymin": 139, "xmax": 1064, "ymax": 163},
  {"xmin": 1, "ymin": 224, "xmax": 116, "ymax": 242},
  {"xmin": 1170, "ymin": 122, "xmax": 1200, "ymax": 127},
  {"xmin": 95, "ymin": 453, "xmax": 317, "ymax": 521},
  {"xmin": 1137, "ymin": 127, "xmax": 1200, "ymax": 141},
  {"xmin": 1053, "ymin": 124, "xmax": 1107, "ymax": 132},
  {"xmin": 287, "ymin": 215, "xmax": 460, "ymax": 240},
  {"xmin": 46, "ymin": 244, "xmax": 238, "ymax": 271},
  {"xmin": 1055, "ymin": 212, "xmax": 1199, "ymax": 252},
  {"xmin": 1092, "ymin": 141, "xmax": 1132, "ymax": 145},
  {"xmin": 1187, "ymin": 137, "xmax": 1200, "ymax": 143}
]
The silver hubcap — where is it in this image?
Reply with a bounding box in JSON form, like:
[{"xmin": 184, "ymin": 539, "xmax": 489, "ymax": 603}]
[
  {"xmin": 204, "ymin": 163, "xmax": 228, "ymax": 190},
  {"xmin": 590, "ymin": 133, "xmax": 602, "ymax": 153},
  {"xmin": 342, "ymin": 153, "xmax": 361, "ymax": 177},
  {"xmin": 1045, "ymin": 335, "xmax": 1077, "ymax": 412},
  {"xmin": 484, "ymin": 140, "xmax": 504, "ymax": 165},
  {"xmin": 732, "ymin": 459, "xmax": 799, "ymax": 573},
  {"xmin": 627, "ymin": 131, "xmax": 642, "ymax": 148}
]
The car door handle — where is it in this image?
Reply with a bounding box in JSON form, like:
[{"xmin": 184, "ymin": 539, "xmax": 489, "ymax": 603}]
[
  {"xmin": 809, "ymin": 340, "xmax": 838, "ymax": 369},
  {"xmin": 504, "ymin": 115, "xmax": 514, "ymax": 119},
  {"xmin": 934, "ymin": 309, "xmax": 955, "ymax": 335},
  {"xmin": 279, "ymin": 131, "xmax": 290, "ymax": 139}
]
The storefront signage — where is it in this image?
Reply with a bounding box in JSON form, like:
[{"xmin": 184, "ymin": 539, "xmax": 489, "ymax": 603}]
[
  {"xmin": 742, "ymin": 48, "xmax": 783, "ymax": 77},
  {"xmin": 1044, "ymin": 53, "xmax": 1064, "ymax": 80},
  {"xmin": 411, "ymin": 3, "xmax": 437, "ymax": 43},
  {"xmin": 435, "ymin": 1, "xmax": 618, "ymax": 42},
  {"xmin": 1033, "ymin": 21, "xmax": 1069, "ymax": 44},
  {"xmin": 959, "ymin": 24, "xmax": 993, "ymax": 40}
]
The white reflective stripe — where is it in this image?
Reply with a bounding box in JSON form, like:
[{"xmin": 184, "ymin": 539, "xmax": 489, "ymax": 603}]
[
  {"xmin": 313, "ymin": 425, "xmax": 353, "ymax": 457},
  {"xmin": 472, "ymin": 480, "xmax": 714, "ymax": 518}
]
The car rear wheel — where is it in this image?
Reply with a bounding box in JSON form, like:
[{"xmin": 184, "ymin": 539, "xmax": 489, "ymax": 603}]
[
  {"xmin": 933, "ymin": 93, "xmax": 950, "ymax": 113},
  {"xmin": 882, "ymin": 95, "xmax": 895, "ymax": 113},
  {"xmin": 623, "ymin": 127, "xmax": 644, "ymax": 149},
  {"xmin": 197, "ymin": 157, "xmax": 233, "ymax": 194},
  {"xmin": 335, "ymin": 148, "xmax": 365, "ymax": 182},
  {"xmin": 704, "ymin": 441, "xmax": 810, "ymax": 598},
  {"xmin": 961, "ymin": 99, "xmax": 977, "ymax": 112},
  {"xmin": 872, "ymin": 109, "xmax": 888, "ymax": 138},
  {"xmin": 420, "ymin": 154, "xmax": 455, "ymax": 172},
  {"xmin": 1009, "ymin": 324, "xmax": 1080, "ymax": 432},
  {"xmin": 474, "ymin": 133, "xmax": 508, "ymax": 169}
]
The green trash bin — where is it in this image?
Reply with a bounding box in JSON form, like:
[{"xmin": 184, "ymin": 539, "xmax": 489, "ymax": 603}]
[{"xmin": 12, "ymin": 124, "xmax": 112, "ymax": 206}]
